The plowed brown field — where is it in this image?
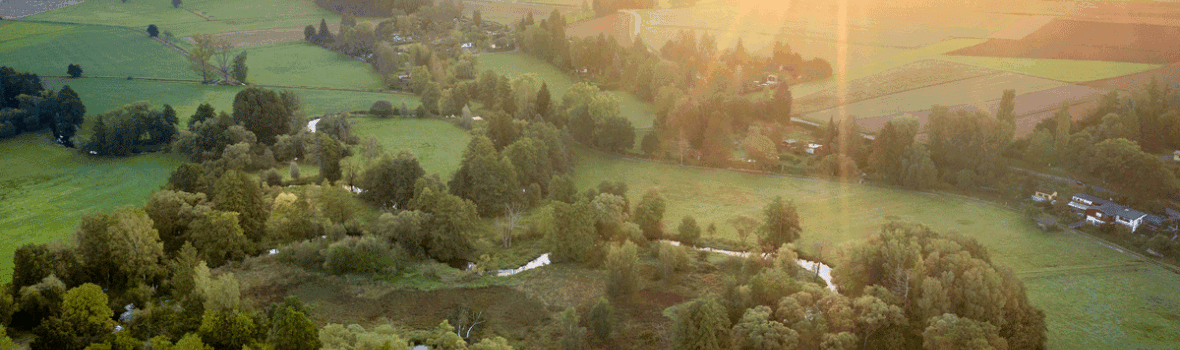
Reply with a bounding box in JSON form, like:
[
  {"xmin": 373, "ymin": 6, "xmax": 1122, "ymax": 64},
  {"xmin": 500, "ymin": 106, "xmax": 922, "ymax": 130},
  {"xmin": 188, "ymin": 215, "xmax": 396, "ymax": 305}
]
[{"xmin": 950, "ymin": 19, "xmax": 1180, "ymax": 64}]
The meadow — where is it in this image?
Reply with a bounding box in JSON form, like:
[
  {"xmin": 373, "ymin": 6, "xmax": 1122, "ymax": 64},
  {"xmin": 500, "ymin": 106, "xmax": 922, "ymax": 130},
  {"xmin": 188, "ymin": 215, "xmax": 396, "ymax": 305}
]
[
  {"xmin": 347, "ymin": 117, "xmax": 471, "ymax": 178},
  {"xmin": 476, "ymin": 52, "xmax": 657, "ymax": 128},
  {"xmin": 240, "ymin": 42, "xmax": 387, "ymax": 90},
  {"xmin": 0, "ymin": 22, "xmax": 192, "ymax": 80},
  {"xmin": 572, "ymin": 149, "xmax": 1180, "ymax": 350},
  {"xmin": 0, "ymin": 134, "xmax": 183, "ymax": 280}
]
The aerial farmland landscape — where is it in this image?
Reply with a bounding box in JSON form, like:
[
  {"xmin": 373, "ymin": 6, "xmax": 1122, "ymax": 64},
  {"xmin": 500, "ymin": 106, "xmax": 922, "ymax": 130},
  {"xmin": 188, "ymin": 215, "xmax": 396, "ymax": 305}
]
[{"xmin": 1, "ymin": 0, "xmax": 1179, "ymax": 349}]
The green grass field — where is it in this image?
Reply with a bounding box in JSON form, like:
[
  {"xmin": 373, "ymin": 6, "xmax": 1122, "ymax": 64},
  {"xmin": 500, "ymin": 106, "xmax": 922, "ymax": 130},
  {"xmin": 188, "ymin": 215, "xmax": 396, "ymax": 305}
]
[
  {"xmin": 347, "ymin": 117, "xmax": 471, "ymax": 178},
  {"xmin": 0, "ymin": 133, "xmax": 183, "ymax": 280},
  {"xmin": 26, "ymin": 0, "xmax": 342, "ymax": 37},
  {"xmin": 572, "ymin": 149, "xmax": 1180, "ymax": 350},
  {"xmin": 937, "ymin": 56, "xmax": 1162, "ymax": 83},
  {"xmin": 241, "ymin": 42, "xmax": 387, "ymax": 90},
  {"xmin": 476, "ymin": 52, "xmax": 657, "ymax": 128},
  {"xmin": 0, "ymin": 22, "xmax": 192, "ymax": 80}
]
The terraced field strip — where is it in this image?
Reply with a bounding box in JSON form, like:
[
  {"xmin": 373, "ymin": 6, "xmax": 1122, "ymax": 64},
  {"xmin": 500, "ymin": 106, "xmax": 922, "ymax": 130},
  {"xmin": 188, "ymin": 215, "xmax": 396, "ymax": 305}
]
[
  {"xmin": 0, "ymin": 21, "xmax": 193, "ymax": 80},
  {"xmin": 937, "ymin": 55, "xmax": 1162, "ymax": 83},
  {"xmin": 573, "ymin": 148, "xmax": 1180, "ymax": 350},
  {"xmin": 793, "ymin": 59, "xmax": 1000, "ymax": 114},
  {"xmin": 799, "ymin": 71, "xmax": 1066, "ymax": 124}
]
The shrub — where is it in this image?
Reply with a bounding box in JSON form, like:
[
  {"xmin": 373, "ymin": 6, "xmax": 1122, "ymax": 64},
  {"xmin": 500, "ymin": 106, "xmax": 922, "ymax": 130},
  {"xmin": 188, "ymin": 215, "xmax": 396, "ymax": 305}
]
[
  {"xmin": 605, "ymin": 241, "xmax": 639, "ymax": 301},
  {"xmin": 264, "ymin": 168, "xmax": 283, "ymax": 187},
  {"xmin": 657, "ymin": 242, "xmax": 690, "ymax": 281},
  {"xmin": 322, "ymin": 236, "xmax": 403, "ymax": 275},
  {"xmin": 369, "ymin": 100, "xmax": 394, "ymax": 118},
  {"xmin": 147, "ymin": 24, "xmax": 159, "ymax": 37},
  {"xmin": 276, "ymin": 240, "xmax": 327, "ymax": 270},
  {"xmin": 171, "ymin": 0, "xmax": 182, "ymax": 8},
  {"xmin": 677, "ymin": 216, "xmax": 700, "ymax": 246},
  {"xmin": 66, "ymin": 64, "xmax": 82, "ymax": 78}
]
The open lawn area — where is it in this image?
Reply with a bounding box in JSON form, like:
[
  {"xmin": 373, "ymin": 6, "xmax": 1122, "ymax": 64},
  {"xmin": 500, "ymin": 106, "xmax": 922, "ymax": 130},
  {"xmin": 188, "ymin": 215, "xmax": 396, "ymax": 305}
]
[
  {"xmin": 347, "ymin": 117, "xmax": 470, "ymax": 178},
  {"xmin": 0, "ymin": 21, "xmax": 192, "ymax": 80},
  {"xmin": 242, "ymin": 42, "xmax": 386, "ymax": 90},
  {"xmin": 937, "ymin": 56, "xmax": 1162, "ymax": 83},
  {"xmin": 25, "ymin": 0, "xmax": 343, "ymax": 37},
  {"xmin": 476, "ymin": 52, "xmax": 657, "ymax": 128},
  {"xmin": 572, "ymin": 149, "xmax": 1180, "ymax": 349},
  {"xmin": 0, "ymin": 134, "xmax": 183, "ymax": 281}
]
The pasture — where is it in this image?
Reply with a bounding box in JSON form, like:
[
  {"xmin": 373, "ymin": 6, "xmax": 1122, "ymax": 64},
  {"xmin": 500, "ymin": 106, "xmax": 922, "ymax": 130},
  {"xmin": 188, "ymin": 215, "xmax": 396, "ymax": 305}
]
[
  {"xmin": 572, "ymin": 149, "xmax": 1180, "ymax": 350},
  {"xmin": 25, "ymin": 0, "xmax": 342, "ymax": 37},
  {"xmin": 347, "ymin": 117, "xmax": 471, "ymax": 178},
  {"xmin": 241, "ymin": 42, "xmax": 386, "ymax": 90},
  {"xmin": 0, "ymin": 133, "xmax": 183, "ymax": 281},
  {"xmin": 476, "ymin": 52, "xmax": 657, "ymax": 128},
  {"xmin": 0, "ymin": 21, "xmax": 193, "ymax": 80}
]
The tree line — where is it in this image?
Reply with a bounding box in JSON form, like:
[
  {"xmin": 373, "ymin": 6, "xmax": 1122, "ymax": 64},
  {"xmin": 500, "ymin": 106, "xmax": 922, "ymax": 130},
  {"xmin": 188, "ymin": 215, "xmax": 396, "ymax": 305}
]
[{"xmin": 0, "ymin": 67, "xmax": 86, "ymax": 146}]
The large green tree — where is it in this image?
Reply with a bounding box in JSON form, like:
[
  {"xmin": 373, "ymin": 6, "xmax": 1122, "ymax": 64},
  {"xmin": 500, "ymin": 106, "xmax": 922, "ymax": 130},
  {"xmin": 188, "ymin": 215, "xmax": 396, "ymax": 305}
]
[
  {"xmin": 359, "ymin": 151, "xmax": 425, "ymax": 210},
  {"xmin": 449, "ymin": 136, "xmax": 520, "ymax": 217},
  {"xmin": 669, "ymin": 297, "xmax": 731, "ymax": 350},
  {"xmin": 732, "ymin": 306, "xmax": 799, "ymax": 350},
  {"xmin": 759, "ymin": 196, "xmax": 801, "ymax": 249},
  {"xmin": 633, "ymin": 189, "xmax": 666, "ymax": 240},
  {"xmin": 232, "ymin": 87, "xmax": 291, "ymax": 145},
  {"xmin": 214, "ymin": 170, "xmax": 268, "ymax": 243},
  {"xmin": 922, "ymin": 314, "xmax": 1008, "ymax": 350},
  {"xmin": 549, "ymin": 199, "xmax": 595, "ymax": 263}
]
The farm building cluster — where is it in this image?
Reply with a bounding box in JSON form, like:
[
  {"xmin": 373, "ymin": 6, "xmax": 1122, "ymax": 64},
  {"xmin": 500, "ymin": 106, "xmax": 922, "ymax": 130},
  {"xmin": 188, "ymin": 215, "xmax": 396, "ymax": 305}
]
[{"xmin": 1068, "ymin": 193, "xmax": 1180, "ymax": 233}]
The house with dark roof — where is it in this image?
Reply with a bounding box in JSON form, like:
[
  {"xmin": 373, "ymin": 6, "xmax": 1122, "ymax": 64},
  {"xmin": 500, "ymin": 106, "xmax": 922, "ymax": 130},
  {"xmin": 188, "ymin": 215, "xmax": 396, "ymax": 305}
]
[
  {"xmin": 1069, "ymin": 193, "xmax": 1160, "ymax": 233},
  {"xmin": 1068, "ymin": 193, "xmax": 1107, "ymax": 211}
]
